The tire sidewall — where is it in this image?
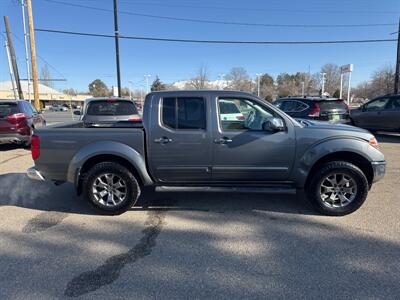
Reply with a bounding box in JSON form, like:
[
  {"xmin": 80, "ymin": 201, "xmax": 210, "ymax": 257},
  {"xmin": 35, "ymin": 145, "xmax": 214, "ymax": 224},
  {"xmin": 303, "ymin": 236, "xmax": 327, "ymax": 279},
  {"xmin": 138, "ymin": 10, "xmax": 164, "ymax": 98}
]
[
  {"xmin": 83, "ymin": 162, "xmax": 139, "ymax": 215},
  {"xmin": 309, "ymin": 162, "xmax": 369, "ymax": 216}
]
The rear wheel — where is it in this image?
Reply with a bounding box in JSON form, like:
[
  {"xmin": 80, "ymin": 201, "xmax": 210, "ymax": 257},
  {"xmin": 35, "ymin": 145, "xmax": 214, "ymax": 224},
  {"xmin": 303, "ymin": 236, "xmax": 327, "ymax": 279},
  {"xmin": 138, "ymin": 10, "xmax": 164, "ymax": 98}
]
[
  {"xmin": 83, "ymin": 162, "xmax": 140, "ymax": 215},
  {"xmin": 307, "ymin": 161, "xmax": 369, "ymax": 216}
]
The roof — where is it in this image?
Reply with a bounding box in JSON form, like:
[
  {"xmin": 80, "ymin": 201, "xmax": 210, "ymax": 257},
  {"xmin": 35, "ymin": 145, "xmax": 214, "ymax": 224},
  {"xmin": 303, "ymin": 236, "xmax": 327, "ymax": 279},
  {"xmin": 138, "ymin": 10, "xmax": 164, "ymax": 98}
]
[
  {"xmin": 148, "ymin": 89, "xmax": 256, "ymax": 96},
  {"xmin": 0, "ymin": 81, "xmax": 62, "ymax": 94}
]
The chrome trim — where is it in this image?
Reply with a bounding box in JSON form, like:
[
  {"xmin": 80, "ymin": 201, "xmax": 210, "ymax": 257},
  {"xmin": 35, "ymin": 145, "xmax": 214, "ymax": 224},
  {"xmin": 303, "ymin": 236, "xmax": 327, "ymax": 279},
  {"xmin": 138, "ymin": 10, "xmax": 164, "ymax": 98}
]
[{"xmin": 371, "ymin": 161, "xmax": 386, "ymax": 183}]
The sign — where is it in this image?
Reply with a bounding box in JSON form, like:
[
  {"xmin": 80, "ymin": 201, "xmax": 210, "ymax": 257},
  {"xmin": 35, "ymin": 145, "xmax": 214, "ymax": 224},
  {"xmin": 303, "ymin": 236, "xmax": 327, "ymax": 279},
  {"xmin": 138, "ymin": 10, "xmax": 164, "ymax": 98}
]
[
  {"xmin": 112, "ymin": 86, "xmax": 118, "ymax": 97},
  {"xmin": 341, "ymin": 64, "xmax": 354, "ymax": 74}
]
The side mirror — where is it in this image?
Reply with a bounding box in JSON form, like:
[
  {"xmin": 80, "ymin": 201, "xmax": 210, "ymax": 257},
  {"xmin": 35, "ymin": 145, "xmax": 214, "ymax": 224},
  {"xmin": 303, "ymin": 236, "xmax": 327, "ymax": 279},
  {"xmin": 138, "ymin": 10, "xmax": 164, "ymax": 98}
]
[
  {"xmin": 73, "ymin": 110, "xmax": 81, "ymax": 116},
  {"xmin": 262, "ymin": 117, "xmax": 285, "ymax": 132}
]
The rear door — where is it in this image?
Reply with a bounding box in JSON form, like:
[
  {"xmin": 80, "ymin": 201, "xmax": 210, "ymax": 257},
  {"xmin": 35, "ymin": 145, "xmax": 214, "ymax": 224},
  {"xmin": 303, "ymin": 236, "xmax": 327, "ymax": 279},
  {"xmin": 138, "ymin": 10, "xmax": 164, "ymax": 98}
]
[
  {"xmin": 147, "ymin": 95, "xmax": 212, "ymax": 183},
  {"xmin": 357, "ymin": 97, "xmax": 391, "ymax": 129},
  {"xmin": 384, "ymin": 96, "xmax": 400, "ymax": 130}
]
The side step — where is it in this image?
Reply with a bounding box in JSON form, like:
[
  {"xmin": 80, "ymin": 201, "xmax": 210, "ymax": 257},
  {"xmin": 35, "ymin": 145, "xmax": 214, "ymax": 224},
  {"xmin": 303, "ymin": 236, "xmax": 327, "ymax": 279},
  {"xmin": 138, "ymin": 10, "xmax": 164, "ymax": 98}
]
[{"xmin": 155, "ymin": 186, "xmax": 296, "ymax": 194}]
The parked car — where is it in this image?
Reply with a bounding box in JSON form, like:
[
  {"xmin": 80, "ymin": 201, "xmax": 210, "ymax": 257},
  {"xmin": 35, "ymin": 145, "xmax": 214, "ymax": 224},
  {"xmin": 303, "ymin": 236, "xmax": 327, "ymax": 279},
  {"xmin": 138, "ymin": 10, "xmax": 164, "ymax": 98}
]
[
  {"xmin": 219, "ymin": 100, "xmax": 245, "ymax": 121},
  {"xmin": 0, "ymin": 100, "xmax": 46, "ymax": 146},
  {"xmin": 50, "ymin": 105, "xmax": 68, "ymax": 112},
  {"xmin": 28, "ymin": 90, "xmax": 385, "ymax": 216},
  {"xmin": 74, "ymin": 97, "xmax": 141, "ymax": 123},
  {"xmin": 273, "ymin": 97, "xmax": 351, "ymax": 124},
  {"xmin": 350, "ymin": 94, "xmax": 400, "ymax": 132}
]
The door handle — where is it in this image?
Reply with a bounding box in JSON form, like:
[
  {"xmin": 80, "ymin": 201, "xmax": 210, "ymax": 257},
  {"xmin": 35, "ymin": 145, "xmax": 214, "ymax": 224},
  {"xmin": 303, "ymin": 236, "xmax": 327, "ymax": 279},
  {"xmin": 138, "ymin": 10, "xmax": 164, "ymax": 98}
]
[
  {"xmin": 154, "ymin": 136, "xmax": 172, "ymax": 144},
  {"xmin": 214, "ymin": 137, "xmax": 233, "ymax": 144}
]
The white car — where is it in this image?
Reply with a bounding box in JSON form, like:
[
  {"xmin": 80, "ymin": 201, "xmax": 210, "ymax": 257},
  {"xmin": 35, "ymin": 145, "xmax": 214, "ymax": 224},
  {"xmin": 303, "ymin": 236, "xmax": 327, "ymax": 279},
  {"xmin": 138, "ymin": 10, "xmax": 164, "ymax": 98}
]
[{"xmin": 219, "ymin": 100, "xmax": 245, "ymax": 121}]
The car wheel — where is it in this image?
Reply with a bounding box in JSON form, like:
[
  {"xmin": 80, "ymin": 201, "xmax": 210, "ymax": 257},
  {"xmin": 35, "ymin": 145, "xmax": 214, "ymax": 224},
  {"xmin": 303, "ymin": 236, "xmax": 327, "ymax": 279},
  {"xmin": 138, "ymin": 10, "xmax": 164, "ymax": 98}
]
[
  {"xmin": 307, "ymin": 161, "xmax": 369, "ymax": 216},
  {"xmin": 83, "ymin": 161, "xmax": 140, "ymax": 215}
]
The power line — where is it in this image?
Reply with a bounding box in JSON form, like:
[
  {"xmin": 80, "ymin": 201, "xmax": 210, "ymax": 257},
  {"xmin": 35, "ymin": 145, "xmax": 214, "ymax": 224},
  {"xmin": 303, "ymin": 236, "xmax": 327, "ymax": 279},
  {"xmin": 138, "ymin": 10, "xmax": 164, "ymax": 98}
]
[
  {"xmin": 43, "ymin": 0, "xmax": 397, "ymax": 28},
  {"xmin": 36, "ymin": 28, "xmax": 397, "ymax": 45}
]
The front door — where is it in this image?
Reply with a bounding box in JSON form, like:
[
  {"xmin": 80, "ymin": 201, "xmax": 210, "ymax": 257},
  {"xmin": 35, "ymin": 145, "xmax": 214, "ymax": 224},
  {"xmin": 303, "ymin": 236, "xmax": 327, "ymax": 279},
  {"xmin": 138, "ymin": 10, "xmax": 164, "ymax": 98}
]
[
  {"xmin": 148, "ymin": 95, "xmax": 212, "ymax": 183},
  {"xmin": 212, "ymin": 97, "xmax": 296, "ymax": 182},
  {"xmin": 358, "ymin": 97, "xmax": 390, "ymax": 129}
]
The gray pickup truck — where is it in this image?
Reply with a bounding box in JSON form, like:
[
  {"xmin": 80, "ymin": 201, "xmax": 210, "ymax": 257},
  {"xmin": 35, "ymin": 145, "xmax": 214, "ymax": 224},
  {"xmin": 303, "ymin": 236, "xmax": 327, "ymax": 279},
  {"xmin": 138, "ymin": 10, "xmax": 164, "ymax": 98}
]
[{"xmin": 28, "ymin": 90, "xmax": 386, "ymax": 216}]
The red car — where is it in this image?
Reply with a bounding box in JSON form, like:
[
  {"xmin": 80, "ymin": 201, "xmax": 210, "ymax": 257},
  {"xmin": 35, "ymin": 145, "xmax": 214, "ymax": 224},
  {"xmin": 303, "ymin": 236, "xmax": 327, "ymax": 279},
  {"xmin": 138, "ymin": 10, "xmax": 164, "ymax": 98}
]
[{"xmin": 0, "ymin": 100, "xmax": 46, "ymax": 146}]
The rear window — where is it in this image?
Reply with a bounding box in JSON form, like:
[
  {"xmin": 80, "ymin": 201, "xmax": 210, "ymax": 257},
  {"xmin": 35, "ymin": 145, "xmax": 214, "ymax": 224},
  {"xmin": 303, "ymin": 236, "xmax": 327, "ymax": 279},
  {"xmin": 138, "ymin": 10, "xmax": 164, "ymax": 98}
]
[
  {"xmin": 86, "ymin": 100, "xmax": 138, "ymax": 116},
  {"xmin": 220, "ymin": 102, "xmax": 241, "ymax": 114},
  {"xmin": 0, "ymin": 103, "xmax": 18, "ymax": 118},
  {"xmin": 318, "ymin": 100, "xmax": 347, "ymax": 111}
]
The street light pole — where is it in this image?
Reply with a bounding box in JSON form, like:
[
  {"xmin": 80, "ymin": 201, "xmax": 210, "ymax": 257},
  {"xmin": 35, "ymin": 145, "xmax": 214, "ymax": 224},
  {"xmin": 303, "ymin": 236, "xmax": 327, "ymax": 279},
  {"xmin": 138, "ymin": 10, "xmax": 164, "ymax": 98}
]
[
  {"xmin": 144, "ymin": 74, "xmax": 151, "ymax": 93},
  {"xmin": 113, "ymin": 0, "xmax": 122, "ymax": 97},
  {"xmin": 394, "ymin": 18, "xmax": 400, "ymax": 94},
  {"xmin": 21, "ymin": 0, "xmax": 32, "ymax": 103},
  {"xmin": 256, "ymin": 73, "xmax": 262, "ymax": 97},
  {"xmin": 320, "ymin": 72, "xmax": 326, "ymax": 95},
  {"xmin": 129, "ymin": 80, "xmax": 133, "ymax": 100},
  {"xmin": 301, "ymin": 81, "xmax": 305, "ymax": 97}
]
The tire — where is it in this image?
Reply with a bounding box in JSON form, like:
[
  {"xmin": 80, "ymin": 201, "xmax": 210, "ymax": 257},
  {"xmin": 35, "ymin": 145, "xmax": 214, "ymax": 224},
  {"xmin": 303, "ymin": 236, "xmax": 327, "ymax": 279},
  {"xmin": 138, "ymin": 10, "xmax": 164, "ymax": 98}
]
[
  {"xmin": 82, "ymin": 161, "xmax": 140, "ymax": 215},
  {"xmin": 307, "ymin": 161, "xmax": 369, "ymax": 216}
]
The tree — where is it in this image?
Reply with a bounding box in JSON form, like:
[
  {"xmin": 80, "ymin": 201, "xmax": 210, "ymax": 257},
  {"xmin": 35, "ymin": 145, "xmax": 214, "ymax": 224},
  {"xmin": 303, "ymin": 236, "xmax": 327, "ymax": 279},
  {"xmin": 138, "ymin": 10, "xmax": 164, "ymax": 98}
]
[
  {"xmin": 40, "ymin": 65, "xmax": 53, "ymax": 88},
  {"xmin": 318, "ymin": 64, "xmax": 341, "ymax": 96},
  {"xmin": 151, "ymin": 76, "xmax": 166, "ymax": 91},
  {"xmin": 63, "ymin": 88, "xmax": 77, "ymax": 96},
  {"xmin": 187, "ymin": 66, "xmax": 209, "ymax": 89},
  {"xmin": 225, "ymin": 67, "xmax": 252, "ymax": 91},
  {"xmin": 258, "ymin": 73, "xmax": 276, "ymax": 100},
  {"xmin": 88, "ymin": 79, "xmax": 109, "ymax": 97}
]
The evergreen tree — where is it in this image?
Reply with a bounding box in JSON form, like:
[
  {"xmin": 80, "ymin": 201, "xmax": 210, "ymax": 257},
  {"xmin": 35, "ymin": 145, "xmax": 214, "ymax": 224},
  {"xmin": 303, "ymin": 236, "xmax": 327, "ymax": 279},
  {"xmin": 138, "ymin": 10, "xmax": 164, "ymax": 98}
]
[{"xmin": 151, "ymin": 76, "xmax": 166, "ymax": 91}]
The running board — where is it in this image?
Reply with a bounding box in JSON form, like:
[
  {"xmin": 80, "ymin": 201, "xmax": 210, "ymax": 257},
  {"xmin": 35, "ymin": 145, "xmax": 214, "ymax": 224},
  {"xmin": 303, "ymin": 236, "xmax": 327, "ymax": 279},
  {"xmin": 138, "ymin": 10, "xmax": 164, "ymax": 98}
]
[{"xmin": 155, "ymin": 186, "xmax": 296, "ymax": 194}]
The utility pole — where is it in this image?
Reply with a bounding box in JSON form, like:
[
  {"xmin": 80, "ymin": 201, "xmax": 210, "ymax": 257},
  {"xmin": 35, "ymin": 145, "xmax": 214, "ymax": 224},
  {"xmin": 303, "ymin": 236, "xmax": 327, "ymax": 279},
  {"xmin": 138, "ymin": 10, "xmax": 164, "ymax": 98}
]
[
  {"xmin": 21, "ymin": 0, "xmax": 32, "ymax": 103},
  {"xmin": 26, "ymin": 0, "xmax": 40, "ymax": 110},
  {"xmin": 320, "ymin": 72, "xmax": 326, "ymax": 95},
  {"xmin": 4, "ymin": 39, "xmax": 18, "ymax": 99},
  {"xmin": 113, "ymin": 0, "xmax": 122, "ymax": 97},
  {"xmin": 339, "ymin": 73, "xmax": 344, "ymax": 98},
  {"xmin": 394, "ymin": 18, "xmax": 400, "ymax": 94},
  {"xmin": 4, "ymin": 16, "xmax": 24, "ymax": 99},
  {"xmin": 256, "ymin": 73, "xmax": 262, "ymax": 97}
]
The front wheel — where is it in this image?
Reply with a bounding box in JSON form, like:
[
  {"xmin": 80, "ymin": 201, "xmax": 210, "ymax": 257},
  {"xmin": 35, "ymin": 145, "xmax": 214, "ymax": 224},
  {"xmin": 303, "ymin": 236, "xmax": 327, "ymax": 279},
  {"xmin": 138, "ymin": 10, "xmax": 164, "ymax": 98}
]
[
  {"xmin": 307, "ymin": 161, "xmax": 369, "ymax": 216},
  {"xmin": 83, "ymin": 162, "xmax": 140, "ymax": 215}
]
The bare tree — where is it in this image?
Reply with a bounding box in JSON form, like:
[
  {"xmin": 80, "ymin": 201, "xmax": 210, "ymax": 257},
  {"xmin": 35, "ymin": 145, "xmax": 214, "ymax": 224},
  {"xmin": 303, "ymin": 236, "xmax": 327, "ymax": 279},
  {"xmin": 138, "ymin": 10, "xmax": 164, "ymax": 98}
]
[
  {"xmin": 40, "ymin": 65, "xmax": 53, "ymax": 88},
  {"xmin": 187, "ymin": 66, "xmax": 210, "ymax": 89},
  {"xmin": 225, "ymin": 67, "xmax": 252, "ymax": 91},
  {"xmin": 317, "ymin": 64, "xmax": 341, "ymax": 96}
]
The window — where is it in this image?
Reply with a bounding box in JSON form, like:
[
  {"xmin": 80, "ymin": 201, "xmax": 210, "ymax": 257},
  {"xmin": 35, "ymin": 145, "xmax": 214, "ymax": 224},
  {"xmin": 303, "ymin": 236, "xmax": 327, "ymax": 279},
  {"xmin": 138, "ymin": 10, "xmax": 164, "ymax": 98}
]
[
  {"xmin": 364, "ymin": 98, "xmax": 389, "ymax": 111},
  {"xmin": 0, "ymin": 103, "xmax": 18, "ymax": 118},
  {"xmin": 218, "ymin": 98, "xmax": 275, "ymax": 131},
  {"xmin": 387, "ymin": 97, "xmax": 400, "ymax": 110},
  {"xmin": 282, "ymin": 100, "xmax": 308, "ymax": 112},
  {"xmin": 86, "ymin": 100, "xmax": 138, "ymax": 116},
  {"xmin": 162, "ymin": 97, "xmax": 206, "ymax": 130},
  {"xmin": 23, "ymin": 102, "xmax": 34, "ymax": 116}
]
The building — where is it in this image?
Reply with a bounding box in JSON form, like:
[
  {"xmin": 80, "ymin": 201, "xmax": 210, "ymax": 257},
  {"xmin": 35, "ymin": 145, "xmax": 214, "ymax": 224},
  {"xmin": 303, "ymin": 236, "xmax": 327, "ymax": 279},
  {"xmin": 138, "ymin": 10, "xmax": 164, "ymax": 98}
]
[{"xmin": 0, "ymin": 81, "xmax": 90, "ymax": 107}]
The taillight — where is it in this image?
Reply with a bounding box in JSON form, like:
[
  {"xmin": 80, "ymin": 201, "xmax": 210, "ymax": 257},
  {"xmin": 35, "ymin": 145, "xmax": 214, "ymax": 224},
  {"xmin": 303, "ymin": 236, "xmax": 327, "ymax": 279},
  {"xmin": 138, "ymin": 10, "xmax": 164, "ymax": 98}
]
[
  {"xmin": 308, "ymin": 103, "xmax": 320, "ymax": 117},
  {"xmin": 236, "ymin": 115, "xmax": 245, "ymax": 121},
  {"xmin": 7, "ymin": 113, "xmax": 28, "ymax": 124},
  {"xmin": 128, "ymin": 116, "xmax": 142, "ymax": 122},
  {"xmin": 31, "ymin": 135, "xmax": 40, "ymax": 160}
]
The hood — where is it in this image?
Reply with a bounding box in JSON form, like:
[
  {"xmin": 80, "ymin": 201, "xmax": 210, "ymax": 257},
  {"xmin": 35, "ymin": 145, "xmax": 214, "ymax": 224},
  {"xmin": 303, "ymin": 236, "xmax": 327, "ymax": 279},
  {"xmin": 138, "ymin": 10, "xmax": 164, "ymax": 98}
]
[{"xmin": 295, "ymin": 118, "xmax": 373, "ymax": 141}]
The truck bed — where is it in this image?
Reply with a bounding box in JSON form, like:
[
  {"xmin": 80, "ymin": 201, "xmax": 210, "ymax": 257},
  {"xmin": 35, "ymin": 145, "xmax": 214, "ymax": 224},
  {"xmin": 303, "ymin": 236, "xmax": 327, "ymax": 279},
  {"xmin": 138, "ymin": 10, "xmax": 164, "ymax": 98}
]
[{"xmin": 34, "ymin": 121, "xmax": 145, "ymax": 181}]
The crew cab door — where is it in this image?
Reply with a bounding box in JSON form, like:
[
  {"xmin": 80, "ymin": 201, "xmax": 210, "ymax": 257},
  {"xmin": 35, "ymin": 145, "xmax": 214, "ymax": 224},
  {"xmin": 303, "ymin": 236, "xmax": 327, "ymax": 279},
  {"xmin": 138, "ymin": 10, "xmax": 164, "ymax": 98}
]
[
  {"xmin": 147, "ymin": 95, "xmax": 212, "ymax": 183},
  {"xmin": 211, "ymin": 96, "xmax": 296, "ymax": 182},
  {"xmin": 356, "ymin": 97, "xmax": 391, "ymax": 129}
]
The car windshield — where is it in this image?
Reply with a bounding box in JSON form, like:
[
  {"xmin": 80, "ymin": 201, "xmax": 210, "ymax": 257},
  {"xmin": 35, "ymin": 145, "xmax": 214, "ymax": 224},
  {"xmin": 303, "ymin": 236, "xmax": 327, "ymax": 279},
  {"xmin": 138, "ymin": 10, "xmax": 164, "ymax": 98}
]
[
  {"xmin": 86, "ymin": 100, "xmax": 138, "ymax": 116},
  {"xmin": 0, "ymin": 103, "xmax": 18, "ymax": 118}
]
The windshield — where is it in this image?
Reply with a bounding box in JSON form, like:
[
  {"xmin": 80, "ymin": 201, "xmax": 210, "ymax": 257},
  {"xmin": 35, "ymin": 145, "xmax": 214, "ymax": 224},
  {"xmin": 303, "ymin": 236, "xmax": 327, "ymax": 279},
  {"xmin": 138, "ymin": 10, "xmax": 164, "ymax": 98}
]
[
  {"xmin": 0, "ymin": 103, "xmax": 18, "ymax": 118},
  {"xmin": 86, "ymin": 100, "xmax": 138, "ymax": 116}
]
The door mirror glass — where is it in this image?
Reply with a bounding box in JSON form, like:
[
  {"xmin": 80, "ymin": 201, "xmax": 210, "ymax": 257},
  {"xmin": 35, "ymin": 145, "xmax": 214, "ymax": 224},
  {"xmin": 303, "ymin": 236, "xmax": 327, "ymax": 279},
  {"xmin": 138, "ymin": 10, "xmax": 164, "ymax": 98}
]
[
  {"xmin": 73, "ymin": 110, "xmax": 81, "ymax": 116},
  {"xmin": 262, "ymin": 117, "xmax": 285, "ymax": 132}
]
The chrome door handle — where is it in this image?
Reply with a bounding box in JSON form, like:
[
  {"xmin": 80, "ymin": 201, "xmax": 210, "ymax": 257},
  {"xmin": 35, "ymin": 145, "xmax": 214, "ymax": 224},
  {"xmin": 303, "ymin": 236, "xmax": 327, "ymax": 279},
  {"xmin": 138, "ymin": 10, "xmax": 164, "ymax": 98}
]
[
  {"xmin": 154, "ymin": 137, "xmax": 172, "ymax": 144},
  {"xmin": 214, "ymin": 137, "xmax": 233, "ymax": 144}
]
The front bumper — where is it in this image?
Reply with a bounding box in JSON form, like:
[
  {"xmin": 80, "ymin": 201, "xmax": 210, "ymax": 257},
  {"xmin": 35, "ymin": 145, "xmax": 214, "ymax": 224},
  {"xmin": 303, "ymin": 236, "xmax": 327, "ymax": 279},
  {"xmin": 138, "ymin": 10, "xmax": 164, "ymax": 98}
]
[
  {"xmin": 371, "ymin": 161, "xmax": 386, "ymax": 183},
  {"xmin": 27, "ymin": 167, "xmax": 45, "ymax": 181}
]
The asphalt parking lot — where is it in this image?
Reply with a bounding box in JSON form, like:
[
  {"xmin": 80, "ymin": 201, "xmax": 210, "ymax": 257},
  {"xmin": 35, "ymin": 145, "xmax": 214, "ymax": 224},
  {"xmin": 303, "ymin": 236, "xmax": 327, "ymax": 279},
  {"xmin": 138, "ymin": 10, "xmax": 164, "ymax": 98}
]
[{"xmin": 0, "ymin": 133, "xmax": 399, "ymax": 299}]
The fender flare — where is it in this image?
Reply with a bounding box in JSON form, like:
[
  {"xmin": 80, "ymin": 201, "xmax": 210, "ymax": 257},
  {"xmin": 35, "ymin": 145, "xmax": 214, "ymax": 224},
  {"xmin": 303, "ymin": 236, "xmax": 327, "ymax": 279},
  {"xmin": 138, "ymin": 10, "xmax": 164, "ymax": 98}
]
[
  {"xmin": 294, "ymin": 137, "xmax": 383, "ymax": 187},
  {"xmin": 67, "ymin": 141, "xmax": 153, "ymax": 186}
]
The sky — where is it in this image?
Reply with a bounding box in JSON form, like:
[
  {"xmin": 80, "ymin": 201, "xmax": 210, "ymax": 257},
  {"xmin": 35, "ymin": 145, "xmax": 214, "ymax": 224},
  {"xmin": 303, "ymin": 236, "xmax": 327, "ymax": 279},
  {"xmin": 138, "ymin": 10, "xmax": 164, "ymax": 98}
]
[{"xmin": 0, "ymin": 0, "xmax": 399, "ymax": 92}]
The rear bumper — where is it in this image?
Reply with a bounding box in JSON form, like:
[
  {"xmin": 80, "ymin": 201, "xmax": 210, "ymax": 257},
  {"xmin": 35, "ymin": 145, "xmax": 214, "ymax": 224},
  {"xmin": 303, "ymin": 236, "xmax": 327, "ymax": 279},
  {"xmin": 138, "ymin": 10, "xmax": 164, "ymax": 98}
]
[
  {"xmin": 27, "ymin": 167, "xmax": 45, "ymax": 181},
  {"xmin": 371, "ymin": 161, "xmax": 386, "ymax": 183},
  {"xmin": 0, "ymin": 133, "xmax": 29, "ymax": 144}
]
